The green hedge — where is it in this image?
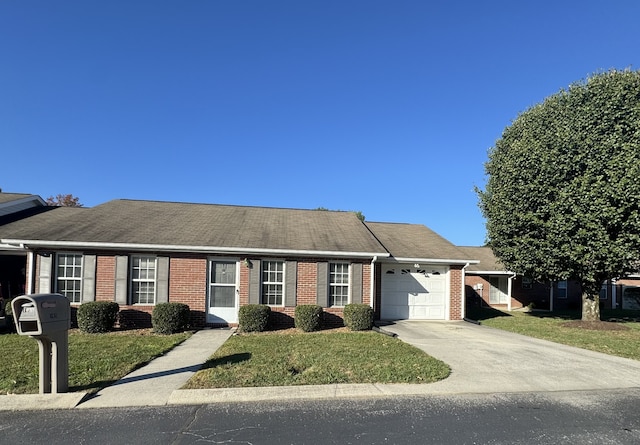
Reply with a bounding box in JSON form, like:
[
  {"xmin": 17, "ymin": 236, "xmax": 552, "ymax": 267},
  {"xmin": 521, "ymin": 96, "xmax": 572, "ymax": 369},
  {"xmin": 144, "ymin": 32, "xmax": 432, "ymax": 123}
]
[
  {"xmin": 152, "ymin": 302, "xmax": 191, "ymax": 334},
  {"xmin": 238, "ymin": 304, "xmax": 271, "ymax": 332},
  {"xmin": 295, "ymin": 304, "xmax": 323, "ymax": 332},
  {"xmin": 343, "ymin": 304, "xmax": 374, "ymax": 331},
  {"xmin": 77, "ymin": 301, "xmax": 119, "ymax": 333}
]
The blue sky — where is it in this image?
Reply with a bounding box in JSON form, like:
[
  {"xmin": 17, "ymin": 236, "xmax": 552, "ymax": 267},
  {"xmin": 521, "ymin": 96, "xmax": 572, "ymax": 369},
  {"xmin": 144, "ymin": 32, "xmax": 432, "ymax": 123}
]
[{"xmin": 1, "ymin": 1, "xmax": 638, "ymax": 246}]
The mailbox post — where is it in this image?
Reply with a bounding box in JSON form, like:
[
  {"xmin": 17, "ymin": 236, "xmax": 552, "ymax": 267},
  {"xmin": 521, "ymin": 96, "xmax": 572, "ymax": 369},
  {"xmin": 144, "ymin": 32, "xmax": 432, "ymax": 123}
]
[{"xmin": 11, "ymin": 294, "xmax": 70, "ymax": 394}]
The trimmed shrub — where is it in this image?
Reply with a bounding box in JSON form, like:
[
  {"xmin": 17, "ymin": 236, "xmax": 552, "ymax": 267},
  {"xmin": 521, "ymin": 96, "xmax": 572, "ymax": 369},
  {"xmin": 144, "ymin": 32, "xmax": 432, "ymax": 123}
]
[
  {"xmin": 2, "ymin": 298, "xmax": 15, "ymax": 332},
  {"xmin": 238, "ymin": 304, "xmax": 271, "ymax": 332},
  {"xmin": 295, "ymin": 304, "xmax": 323, "ymax": 332},
  {"xmin": 77, "ymin": 301, "xmax": 119, "ymax": 333},
  {"xmin": 343, "ymin": 304, "xmax": 374, "ymax": 331},
  {"xmin": 152, "ymin": 302, "xmax": 190, "ymax": 334}
]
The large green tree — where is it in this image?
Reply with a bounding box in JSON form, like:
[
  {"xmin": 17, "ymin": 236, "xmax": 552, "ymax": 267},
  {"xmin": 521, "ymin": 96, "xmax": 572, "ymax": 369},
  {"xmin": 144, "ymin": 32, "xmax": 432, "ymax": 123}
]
[{"xmin": 478, "ymin": 69, "xmax": 640, "ymax": 321}]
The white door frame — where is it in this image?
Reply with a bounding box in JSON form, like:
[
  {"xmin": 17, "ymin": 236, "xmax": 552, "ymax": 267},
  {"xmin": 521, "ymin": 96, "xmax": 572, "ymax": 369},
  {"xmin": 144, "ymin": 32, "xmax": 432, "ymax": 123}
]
[{"xmin": 207, "ymin": 258, "xmax": 240, "ymax": 324}]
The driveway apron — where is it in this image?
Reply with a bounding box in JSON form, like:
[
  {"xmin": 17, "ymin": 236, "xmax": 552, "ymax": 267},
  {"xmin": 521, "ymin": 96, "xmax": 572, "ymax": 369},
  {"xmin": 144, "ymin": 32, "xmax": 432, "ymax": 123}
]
[{"xmin": 384, "ymin": 320, "xmax": 640, "ymax": 394}]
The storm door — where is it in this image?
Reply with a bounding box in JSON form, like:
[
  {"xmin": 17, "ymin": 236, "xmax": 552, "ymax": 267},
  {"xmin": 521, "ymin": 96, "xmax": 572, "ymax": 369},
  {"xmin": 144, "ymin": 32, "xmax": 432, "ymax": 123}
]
[{"xmin": 208, "ymin": 260, "xmax": 239, "ymax": 324}]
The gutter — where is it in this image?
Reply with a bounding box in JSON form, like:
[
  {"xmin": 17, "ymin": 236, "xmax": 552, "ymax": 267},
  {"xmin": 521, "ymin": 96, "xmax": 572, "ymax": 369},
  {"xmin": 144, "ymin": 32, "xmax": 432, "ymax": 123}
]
[
  {"xmin": 384, "ymin": 257, "xmax": 480, "ymax": 266},
  {"xmin": 1, "ymin": 238, "xmax": 391, "ymax": 260}
]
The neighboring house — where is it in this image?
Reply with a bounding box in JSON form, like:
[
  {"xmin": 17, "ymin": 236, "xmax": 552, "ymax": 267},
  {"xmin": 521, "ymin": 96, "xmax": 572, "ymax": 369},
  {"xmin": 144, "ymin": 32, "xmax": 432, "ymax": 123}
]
[
  {"xmin": 460, "ymin": 246, "xmax": 583, "ymax": 311},
  {"xmin": 0, "ymin": 193, "xmax": 49, "ymax": 301},
  {"xmin": 0, "ymin": 195, "xmax": 479, "ymax": 328},
  {"xmin": 601, "ymin": 275, "xmax": 640, "ymax": 310}
]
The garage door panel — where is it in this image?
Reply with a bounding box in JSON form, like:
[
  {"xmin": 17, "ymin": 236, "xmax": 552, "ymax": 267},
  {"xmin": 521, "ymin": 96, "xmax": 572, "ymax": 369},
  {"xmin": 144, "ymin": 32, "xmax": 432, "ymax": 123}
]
[{"xmin": 381, "ymin": 265, "xmax": 448, "ymax": 320}]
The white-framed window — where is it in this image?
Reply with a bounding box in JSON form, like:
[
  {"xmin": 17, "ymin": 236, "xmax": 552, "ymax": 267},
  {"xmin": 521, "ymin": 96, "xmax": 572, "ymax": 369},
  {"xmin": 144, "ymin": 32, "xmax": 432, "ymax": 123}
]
[
  {"xmin": 56, "ymin": 253, "xmax": 83, "ymax": 303},
  {"xmin": 131, "ymin": 255, "xmax": 157, "ymax": 305},
  {"xmin": 262, "ymin": 260, "xmax": 284, "ymax": 306},
  {"xmin": 556, "ymin": 280, "xmax": 568, "ymax": 299},
  {"xmin": 329, "ymin": 262, "xmax": 350, "ymax": 307}
]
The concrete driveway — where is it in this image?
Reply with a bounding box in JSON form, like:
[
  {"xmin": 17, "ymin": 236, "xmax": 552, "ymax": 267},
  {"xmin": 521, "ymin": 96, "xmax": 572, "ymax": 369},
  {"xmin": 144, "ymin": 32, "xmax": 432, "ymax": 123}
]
[{"xmin": 383, "ymin": 320, "xmax": 640, "ymax": 394}]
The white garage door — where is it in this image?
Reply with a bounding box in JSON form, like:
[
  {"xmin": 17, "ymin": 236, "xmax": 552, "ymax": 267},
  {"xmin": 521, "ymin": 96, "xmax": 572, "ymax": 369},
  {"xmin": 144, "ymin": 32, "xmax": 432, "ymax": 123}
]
[{"xmin": 381, "ymin": 264, "xmax": 448, "ymax": 320}]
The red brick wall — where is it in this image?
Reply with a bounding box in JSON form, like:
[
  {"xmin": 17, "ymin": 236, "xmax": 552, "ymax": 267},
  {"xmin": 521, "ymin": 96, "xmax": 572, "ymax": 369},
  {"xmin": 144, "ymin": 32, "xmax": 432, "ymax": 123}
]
[
  {"xmin": 169, "ymin": 255, "xmax": 207, "ymax": 326},
  {"xmin": 449, "ymin": 266, "xmax": 463, "ymax": 320},
  {"xmin": 296, "ymin": 261, "xmax": 317, "ymax": 305},
  {"xmin": 30, "ymin": 252, "xmax": 375, "ymax": 329},
  {"xmin": 96, "ymin": 255, "xmax": 115, "ymax": 301}
]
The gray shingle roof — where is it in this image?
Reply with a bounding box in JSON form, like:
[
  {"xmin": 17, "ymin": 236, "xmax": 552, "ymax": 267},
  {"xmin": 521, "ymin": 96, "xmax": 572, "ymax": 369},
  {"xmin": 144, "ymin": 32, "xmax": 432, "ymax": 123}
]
[
  {"xmin": 365, "ymin": 222, "xmax": 474, "ymax": 262},
  {"xmin": 1, "ymin": 199, "xmax": 387, "ymax": 255},
  {"xmin": 458, "ymin": 246, "xmax": 508, "ymax": 272}
]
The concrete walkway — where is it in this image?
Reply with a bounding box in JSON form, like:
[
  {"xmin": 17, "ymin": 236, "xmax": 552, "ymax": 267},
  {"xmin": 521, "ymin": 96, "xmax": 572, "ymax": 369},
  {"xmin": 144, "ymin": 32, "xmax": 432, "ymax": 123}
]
[
  {"xmin": 2, "ymin": 320, "xmax": 640, "ymax": 410},
  {"xmin": 78, "ymin": 328, "xmax": 233, "ymax": 408}
]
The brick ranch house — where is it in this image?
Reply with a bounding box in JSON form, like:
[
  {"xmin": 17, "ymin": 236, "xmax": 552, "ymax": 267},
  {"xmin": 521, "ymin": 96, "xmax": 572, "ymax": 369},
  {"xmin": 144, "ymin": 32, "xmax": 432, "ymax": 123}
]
[
  {"xmin": 461, "ymin": 246, "xmax": 640, "ymax": 312},
  {"xmin": 0, "ymin": 193, "xmax": 479, "ymax": 328}
]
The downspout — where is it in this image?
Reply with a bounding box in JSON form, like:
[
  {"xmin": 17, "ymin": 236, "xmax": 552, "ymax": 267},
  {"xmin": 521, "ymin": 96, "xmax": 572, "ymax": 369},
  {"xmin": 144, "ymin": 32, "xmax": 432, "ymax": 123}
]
[
  {"xmin": 27, "ymin": 250, "xmax": 35, "ymax": 294},
  {"xmin": 370, "ymin": 256, "xmax": 378, "ymax": 310},
  {"xmin": 549, "ymin": 281, "xmax": 554, "ymax": 312}
]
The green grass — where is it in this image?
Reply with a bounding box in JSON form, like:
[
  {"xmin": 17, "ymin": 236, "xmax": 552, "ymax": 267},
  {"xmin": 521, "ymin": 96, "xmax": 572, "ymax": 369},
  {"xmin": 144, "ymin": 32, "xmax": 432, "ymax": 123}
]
[
  {"xmin": 184, "ymin": 330, "xmax": 450, "ymax": 389},
  {"xmin": 467, "ymin": 307, "xmax": 640, "ymax": 361},
  {"xmin": 0, "ymin": 329, "xmax": 192, "ymax": 394}
]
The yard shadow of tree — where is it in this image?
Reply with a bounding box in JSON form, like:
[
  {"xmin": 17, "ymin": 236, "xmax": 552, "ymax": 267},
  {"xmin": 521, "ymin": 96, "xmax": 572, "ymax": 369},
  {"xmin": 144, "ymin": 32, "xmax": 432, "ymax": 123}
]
[{"xmin": 200, "ymin": 353, "xmax": 252, "ymax": 370}]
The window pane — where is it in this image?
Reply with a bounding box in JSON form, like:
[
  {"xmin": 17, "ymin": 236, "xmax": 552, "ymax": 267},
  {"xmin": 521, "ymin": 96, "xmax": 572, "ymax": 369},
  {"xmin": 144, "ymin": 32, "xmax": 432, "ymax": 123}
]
[
  {"xmin": 56, "ymin": 254, "xmax": 83, "ymax": 303},
  {"xmin": 262, "ymin": 261, "xmax": 284, "ymax": 305},
  {"xmin": 211, "ymin": 287, "xmax": 235, "ymax": 308},
  {"xmin": 212, "ymin": 262, "xmax": 236, "ymax": 284},
  {"xmin": 131, "ymin": 256, "xmax": 156, "ymax": 304},
  {"xmin": 329, "ymin": 263, "xmax": 349, "ymax": 307}
]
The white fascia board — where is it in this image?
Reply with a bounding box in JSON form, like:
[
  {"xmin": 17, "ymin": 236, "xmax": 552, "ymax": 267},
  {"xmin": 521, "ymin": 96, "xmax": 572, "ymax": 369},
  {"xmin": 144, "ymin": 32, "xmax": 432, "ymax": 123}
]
[
  {"xmin": 1, "ymin": 239, "xmax": 390, "ymax": 259},
  {"xmin": 466, "ymin": 270, "xmax": 514, "ymax": 275},
  {"xmin": 384, "ymin": 257, "xmax": 480, "ymax": 265},
  {"xmin": 0, "ymin": 195, "xmax": 45, "ymax": 210}
]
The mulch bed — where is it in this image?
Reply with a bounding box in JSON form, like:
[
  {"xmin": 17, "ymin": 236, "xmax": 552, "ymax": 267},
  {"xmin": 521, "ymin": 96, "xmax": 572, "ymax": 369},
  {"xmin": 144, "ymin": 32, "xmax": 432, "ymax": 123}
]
[{"xmin": 560, "ymin": 321, "xmax": 630, "ymax": 331}]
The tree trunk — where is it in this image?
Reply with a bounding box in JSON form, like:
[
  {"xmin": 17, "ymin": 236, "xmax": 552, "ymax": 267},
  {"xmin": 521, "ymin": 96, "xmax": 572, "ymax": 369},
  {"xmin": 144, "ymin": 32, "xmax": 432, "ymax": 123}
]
[{"xmin": 581, "ymin": 292, "xmax": 600, "ymax": 321}]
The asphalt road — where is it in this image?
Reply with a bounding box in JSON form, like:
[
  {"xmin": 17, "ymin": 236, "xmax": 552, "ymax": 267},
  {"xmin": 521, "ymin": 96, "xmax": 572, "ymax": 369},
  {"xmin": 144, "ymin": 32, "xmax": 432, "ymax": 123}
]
[{"xmin": 1, "ymin": 389, "xmax": 639, "ymax": 444}]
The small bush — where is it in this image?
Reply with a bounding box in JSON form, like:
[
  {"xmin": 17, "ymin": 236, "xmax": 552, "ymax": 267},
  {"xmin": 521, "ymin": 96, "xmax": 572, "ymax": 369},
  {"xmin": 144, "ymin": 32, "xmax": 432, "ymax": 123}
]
[
  {"xmin": 77, "ymin": 301, "xmax": 119, "ymax": 333},
  {"xmin": 152, "ymin": 302, "xmax": 190, "ymax": 334},
  {"xmin": 343, "ymin": 304, "xmax": 374, "ymax": 331},
  {"xmin": 238, "ymin": 304, "xmax": 271, "ymax": 332},
  {"xmin": 295, "ymin": 305, "xmax": 323, "ymax": 332},
  {"xmin": 1, "ymin": 299, "xmax": 15, "ymax": 332}
]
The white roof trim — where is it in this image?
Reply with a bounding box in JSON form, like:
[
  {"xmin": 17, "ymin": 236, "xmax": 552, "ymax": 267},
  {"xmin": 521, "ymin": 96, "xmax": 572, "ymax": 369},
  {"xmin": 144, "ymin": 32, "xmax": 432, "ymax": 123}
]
[
  {"xmin": 383, "ymin": 257, "xmax": 480, "ymax": 265},
  {"xmin": 0, "ymin": 195, "xmax": 45, "ymax": 210},
  {"xmin": 466, "ymin": 270, "xmax": 514, "ymax": 275},
  {"xmin": 0, "ymin": 239, "xmax": 390, "ymax": 259}
]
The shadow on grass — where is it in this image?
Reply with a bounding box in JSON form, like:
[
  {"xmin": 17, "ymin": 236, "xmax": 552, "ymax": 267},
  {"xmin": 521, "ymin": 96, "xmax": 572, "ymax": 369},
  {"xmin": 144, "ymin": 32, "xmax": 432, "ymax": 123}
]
[
  {"xmin": 522, "ymin": 310, "xmax": 579, "ymax": 321},
  {"xmin": 465, "ymin": 306, "xmax": 512, "ymax": 321},
  {"xmin": 201, "ymin": 353, "xmax": 252, "ymax": 370}
]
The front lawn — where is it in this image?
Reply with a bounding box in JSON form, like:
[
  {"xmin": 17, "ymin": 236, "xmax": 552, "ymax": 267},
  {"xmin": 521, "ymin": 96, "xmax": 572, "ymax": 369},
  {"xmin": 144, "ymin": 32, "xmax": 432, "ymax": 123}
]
[
  {"xmin": 467, "ymin": 308, "xmax": 640, "ymax": 361},
  {"xmin": 0, "ymin": 329, "xmax": 192, "ymax": 394},
  {"xmin": 184, "ymin": 329, "xmax": 450, "ymax": 389}
]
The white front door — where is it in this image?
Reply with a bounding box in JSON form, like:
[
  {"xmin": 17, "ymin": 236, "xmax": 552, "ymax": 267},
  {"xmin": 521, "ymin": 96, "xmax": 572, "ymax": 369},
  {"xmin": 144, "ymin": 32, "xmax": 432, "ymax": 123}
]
[{"xmin": 207, "ymin": 260, "xmax": 239, "ymax": 324}]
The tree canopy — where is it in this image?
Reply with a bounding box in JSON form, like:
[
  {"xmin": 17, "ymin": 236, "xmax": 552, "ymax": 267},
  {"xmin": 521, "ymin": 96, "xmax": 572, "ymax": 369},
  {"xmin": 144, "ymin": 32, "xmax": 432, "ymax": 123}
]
[
  {"xmin": 478, "ymin": 69, "xmax": 640, "ymax": 321},
  {"xmin": 46, "ymin": 194, "xmax": 83, "ymax": 207}
]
